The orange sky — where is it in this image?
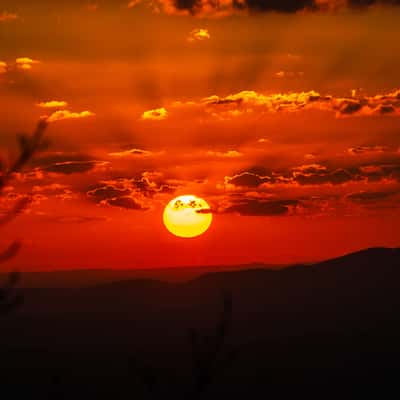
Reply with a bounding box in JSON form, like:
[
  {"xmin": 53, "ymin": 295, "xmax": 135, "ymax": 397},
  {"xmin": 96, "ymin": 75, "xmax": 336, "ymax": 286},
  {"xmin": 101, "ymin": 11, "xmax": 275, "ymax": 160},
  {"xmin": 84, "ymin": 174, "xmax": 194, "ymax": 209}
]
[{"xmin": 1, "ymin": 1, "xmax": 400, "ymax": 270}]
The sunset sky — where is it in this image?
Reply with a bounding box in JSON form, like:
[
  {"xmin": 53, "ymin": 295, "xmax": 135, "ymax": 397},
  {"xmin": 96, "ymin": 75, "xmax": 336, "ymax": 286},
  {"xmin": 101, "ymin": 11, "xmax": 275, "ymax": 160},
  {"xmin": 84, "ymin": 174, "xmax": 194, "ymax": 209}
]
[{"xmin": 1, "ymin": 0, "xmax": 400, "ymax": 270}]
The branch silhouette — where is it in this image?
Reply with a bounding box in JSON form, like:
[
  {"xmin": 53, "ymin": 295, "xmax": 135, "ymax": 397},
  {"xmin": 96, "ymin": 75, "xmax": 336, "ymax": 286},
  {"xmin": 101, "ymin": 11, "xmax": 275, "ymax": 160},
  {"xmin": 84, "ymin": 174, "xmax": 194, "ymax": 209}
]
[
  {"xmin": 129, "ymin": 291, "xmax": 237, "ymax": 400},
  {"xmin": 0, "ymin": 119, "xmax": 48, "ymax": 313}
]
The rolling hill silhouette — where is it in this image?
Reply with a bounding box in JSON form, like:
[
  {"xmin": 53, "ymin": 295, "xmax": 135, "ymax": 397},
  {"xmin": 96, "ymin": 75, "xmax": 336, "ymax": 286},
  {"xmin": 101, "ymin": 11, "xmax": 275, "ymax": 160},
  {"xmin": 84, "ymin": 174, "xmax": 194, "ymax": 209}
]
[{"xmin": 1, "ymin": 247, "xmax": 400, "ymax": 398}]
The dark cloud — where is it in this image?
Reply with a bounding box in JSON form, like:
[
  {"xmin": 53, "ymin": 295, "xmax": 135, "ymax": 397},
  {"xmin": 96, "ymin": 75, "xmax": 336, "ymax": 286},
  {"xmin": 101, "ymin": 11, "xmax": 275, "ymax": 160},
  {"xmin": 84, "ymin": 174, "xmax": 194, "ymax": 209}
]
[
  {"xmin": 136, "ymin": 0, "xmax": 400, "ymax": 17},
  {"xmin": 339, "ymin": 100, "xmax": 363, "ymax": 115},
  {"xmin": 86, "ymin": 172, "xmax": 177, "ymax": 210},
  {"xmin": 223, "ymin": 198, "xmax": 299, "ymax": 216},
  {"xmin": 49, "ymin": 215, "xmax": 108, "ymax": 224},
  {"xmin": 106, "ymin": 196, "xmax": 148, "ymax": 210},
  {"xmin": 226, "ymin": 172, "xmax": 272, "ymax": 187},
  {"xmin": 87, "ymin": 185, "xmax": 131, "ymax": 201},
  {"xmin": 294, "ymin": 168, "xmax": 354, "ymax": 185},
  {"xmin": 242, "ymin": 0, "xmax": 313, "ymax": 13},
  {"xmin": 42, "ymin": 161, "xmax": 99, "ymax": 174},
  {"xmin": 225, "ymin": 159, "xmax": 400, "ymax": 191},
  {"xmin": 347, "ymin": 145, "xmax": 389, "ymax": 155},
  {"xmin": 346, "ymin": 190, "xmax": 398, "ymax": 203},
  {"xmin": 29, "ymin": 153, "xmax": 108, "ymax": 175}
]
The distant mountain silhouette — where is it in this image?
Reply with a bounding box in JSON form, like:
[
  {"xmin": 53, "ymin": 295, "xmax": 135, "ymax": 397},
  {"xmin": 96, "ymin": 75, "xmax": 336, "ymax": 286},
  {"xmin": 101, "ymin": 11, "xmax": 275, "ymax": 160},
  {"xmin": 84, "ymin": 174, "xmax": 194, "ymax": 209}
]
[
  {"xmin": 0, "ymin": 262, "xmax": 280, "ymax": 288},
  {"xmin": 2, "ymin": 247, "xmax": 400, "ymax": 398},
  {"xmin": 15, "ymin": 246, "xmax": 400, "ymax": 325}
]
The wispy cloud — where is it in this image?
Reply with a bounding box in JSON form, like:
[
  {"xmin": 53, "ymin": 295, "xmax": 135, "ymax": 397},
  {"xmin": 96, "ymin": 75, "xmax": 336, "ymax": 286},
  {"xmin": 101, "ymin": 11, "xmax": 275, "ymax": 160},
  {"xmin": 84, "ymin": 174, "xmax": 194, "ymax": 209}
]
[
  {"xmin": 37, "ymin": 100, "xmax": 69, "ymax": 109},
  {"xmin": 0, "ymin": 11, "xmax": 18, "ymax": 22},
  {"xmin": 46, "ymin": 110, "xmax": 95, "ymax": 122},
  {"xmin": 108, "ymin": 148, "xmax": 156, "ymax": 157}
]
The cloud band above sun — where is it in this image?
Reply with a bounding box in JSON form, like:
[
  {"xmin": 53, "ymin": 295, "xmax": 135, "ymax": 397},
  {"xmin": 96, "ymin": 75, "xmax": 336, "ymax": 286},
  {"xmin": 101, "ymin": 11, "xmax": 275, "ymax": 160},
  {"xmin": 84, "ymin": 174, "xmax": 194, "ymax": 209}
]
[
  {"xmin": 141, "ymin": 88, "xmax": 400, "ymax": 121},
  {"xmin": 128, "ymin": 0, "xmax": 400, "ymax": 17}
]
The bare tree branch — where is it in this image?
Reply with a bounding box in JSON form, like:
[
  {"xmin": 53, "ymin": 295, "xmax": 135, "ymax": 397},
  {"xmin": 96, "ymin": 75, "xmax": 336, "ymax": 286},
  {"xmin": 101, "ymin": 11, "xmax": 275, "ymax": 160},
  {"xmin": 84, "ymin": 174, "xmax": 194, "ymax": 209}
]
[{"xmin": 0, "ymin": 119, "xmax": 48, "ymax": 314}]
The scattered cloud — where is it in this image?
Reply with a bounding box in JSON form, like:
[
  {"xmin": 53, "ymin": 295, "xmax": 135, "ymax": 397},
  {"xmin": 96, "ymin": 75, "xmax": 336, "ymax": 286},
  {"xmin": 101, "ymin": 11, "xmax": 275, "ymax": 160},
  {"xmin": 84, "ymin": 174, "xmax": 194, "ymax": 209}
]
[
  {"xmin": 223, "ymin": 160, "xmax": 400, "ymax": 191},
  {"xmin": 275, "ymin": 71, "xmax": 304, "ymax": 78},
  {"xmin": 127, "ymin": 0, "xmax": 141, "ymax": 8},
  {"xmin": 221, "ymin": 198, "xmax": 300, "ymax": 217},
  {"xmin": 107, "ymin": 196, "xmax": 148, "ymax": 210},
  {"xmin": 154, "ymin": 88, "xmax": 400, "ymax": 120},
  {"xmin": 224, "ymin": 171, "xmax": 273, "ymax": 188},
  {"xmin": 42, "ymin": 161, "xmax": 103, "ymax": 175},
  {"xmin": 37, "ymin": 100, "xmax": 68, "ymax": 109},
  {"xmin": 346, "ymin": 190, "xmax": 398, "ymax": 203},
  {"xmin": 86, "ymin": 172, "xmax": 177, "ymax": 210},
  {"xmin": 108, "ymin": 148, "xmax": 156, "ymax": 157},
  {"xmin": 187, "ymin": 28, "xmax": 211, "ymax": 42},
  {"xmin": 206, "ymin": 150, "xmax": 242, "ymax": 158},
  {"xmin": 0, "ymin": 11, "xmax": 18, "ymax": 22},
  {"xmin": 46, "ymin": 110, "xmax": 95, "ymax": 122},
  {"xmin": 127, "ymin": 0, "xmax": 400, "ymax": 17},
  {"xmin": 347, "ymin": 145, "xmax": 389, "ymax": 155},
  {"xmin": 0, "ymin": 61, "xmax": 7, "ymax": 74},
  {"xmin": 15, "ymin": 57, "xmax": 40, "ymax": 70},
  {"xmin": 141, "ymin": 107, "xmax": 168, "ymax": 121}
]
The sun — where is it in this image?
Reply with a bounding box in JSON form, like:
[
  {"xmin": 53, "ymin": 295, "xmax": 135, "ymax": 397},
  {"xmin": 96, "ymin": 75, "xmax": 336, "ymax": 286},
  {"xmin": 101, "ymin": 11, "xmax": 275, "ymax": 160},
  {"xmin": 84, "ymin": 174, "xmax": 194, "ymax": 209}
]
[{"xmin": 163, "ymin": 195, "xmax": 212, "ymax": 238}]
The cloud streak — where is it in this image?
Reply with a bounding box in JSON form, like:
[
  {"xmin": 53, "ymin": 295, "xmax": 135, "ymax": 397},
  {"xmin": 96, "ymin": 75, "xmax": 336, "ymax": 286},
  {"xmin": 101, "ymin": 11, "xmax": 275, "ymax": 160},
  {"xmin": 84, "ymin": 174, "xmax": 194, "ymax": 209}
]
[
  {"xmin": 0, "ymin": 11, "xmax": 18, "ymax": 22},
  {"xmin": 149, "ymin": 88, "xmax": 400, "ymax": 120},
  {"xmin": 46, "ymin": 110, "xmax": 95, "ymax": 122},
  {"xmin": 128, "ymin": 0, "xmax": 400, "ymax": 17}
]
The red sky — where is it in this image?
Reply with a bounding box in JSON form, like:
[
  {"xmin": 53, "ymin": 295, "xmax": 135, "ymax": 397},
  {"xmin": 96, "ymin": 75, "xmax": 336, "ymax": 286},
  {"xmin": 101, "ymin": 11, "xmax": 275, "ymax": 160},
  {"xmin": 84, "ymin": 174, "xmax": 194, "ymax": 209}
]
[{"xmin": 1, "ymin": 0, "xmax": 400, "ymax": 270}]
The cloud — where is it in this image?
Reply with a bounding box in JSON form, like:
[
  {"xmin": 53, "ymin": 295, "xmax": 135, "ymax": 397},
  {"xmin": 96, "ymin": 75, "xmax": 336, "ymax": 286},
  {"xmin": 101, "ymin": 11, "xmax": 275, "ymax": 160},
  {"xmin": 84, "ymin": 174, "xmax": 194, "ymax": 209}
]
[
  {"xmin": 223, "ymin": 159, "xmax": 400, "ymax": 192},
  {"xmin": 0, "ymin": 61, "xmax": 7, "ymax": 74},
  {"xmin": 46, "ymin": 110, "xmax": 95, "ymax": 122},
  {"xmin": 346, "ymin": 190, "xmax": 398, "ymax": 203},
  {"xmin": 293, "ymin": 167, "xmax": 354, "ymax": 185},
  {"xmin": 108, "ymin": 148, "xmax": 156, "ymax": 157},
  {"xmin": 127, "ymin": 0, "xmax": 141, "ymax": 7},
  {"xmin": 30, "ymin": 153, "xmax": 108, "ymax": 175},
  {"xmin": 187, "ymin": 28, "xmax": 211, "ymax": 42},
  {"xmin": 225, "ymin": 171, "xmax": 273, "ymax": 188},
  {"xmin": 37, "ymin": 100, "xmax": 68, "ymax": 109},
  {"xmin": 156, "ymin": 88, "xmax": 400, "ymax": 120},
  {"xmin": 206, "ymin": 150, "xmax": 242, "ymax": 158},
  {"xmin": 50, "ymin": 215, "xmax": 107, "ymax": 224},
  {"xmin": 86, "ymin": 172, "xmax": 177, "ymax": 210},
  {"xmin": 141, "ymin": 107, "xmax": 168, "ymax": 121},
  {"xmin": 347, "ymin": 145, "xmax": 389, "ymax": 155},
  {"xmin": 275, "ymin": 71, "xmax": 304, "ymax": 78},
  {"xmin": 0, "ymin": 11, "xmax": 18, "ymax": 22},
  {"xmin": 42, "ymin": 161, "xmax": 102, "ymax": 175},
  {"xmin": 15, "ymin": 57, "xmax": 40, "ymax": 70},
  {"xmin": 222, "ymin": 198, "xmax": 300, "ymax": 216},
  {"xmin": 107, "ymin": 196, "xmax": 148, "ymax": 210},
  {"xmin": 128, "ymin": 0, "xmax": 400, "ymax": 17}
]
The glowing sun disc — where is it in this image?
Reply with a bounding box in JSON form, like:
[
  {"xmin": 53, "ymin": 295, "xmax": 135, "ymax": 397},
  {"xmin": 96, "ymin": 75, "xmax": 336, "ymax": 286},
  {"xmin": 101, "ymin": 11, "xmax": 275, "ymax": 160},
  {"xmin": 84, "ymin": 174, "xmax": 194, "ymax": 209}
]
[{"xmin": 163, "ymin": 195, "xmax": 212, "ymax": 238}]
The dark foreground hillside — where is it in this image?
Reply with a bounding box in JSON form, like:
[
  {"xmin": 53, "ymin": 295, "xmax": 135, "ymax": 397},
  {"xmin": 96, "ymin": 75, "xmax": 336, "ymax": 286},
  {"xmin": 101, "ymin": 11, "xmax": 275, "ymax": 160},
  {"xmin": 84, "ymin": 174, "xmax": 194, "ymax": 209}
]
[{"xmin": 1, "ymin": 247, "xmax": 400, "ymax": 399}]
